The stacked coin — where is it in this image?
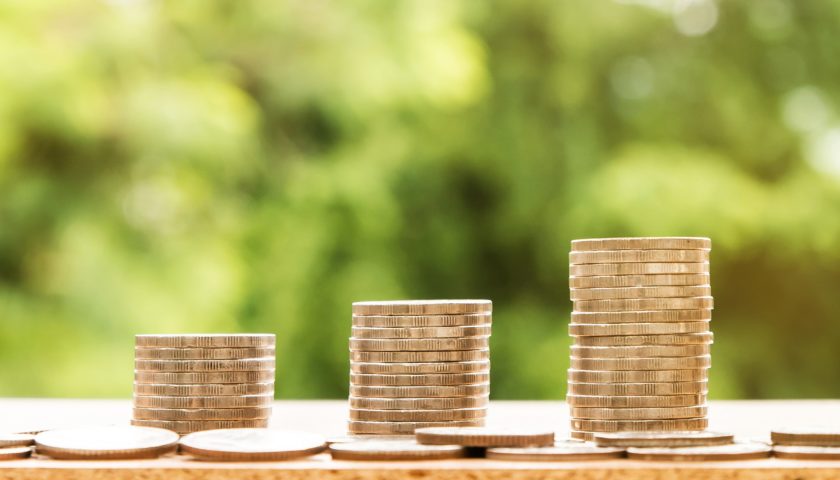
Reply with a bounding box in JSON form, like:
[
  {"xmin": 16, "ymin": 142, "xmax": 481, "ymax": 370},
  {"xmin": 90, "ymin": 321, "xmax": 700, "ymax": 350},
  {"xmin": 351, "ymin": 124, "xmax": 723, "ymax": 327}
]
[
  {"xmin": 132, "ymin": 334, "xmax": 276, "ymax": 435},
  {"xmin": 567, "ymin": 237, "xmax": 713, "ymax": 440},
  {"xmin": 348, "ymin": 300, "xmax": 492, "ymax": 435}
]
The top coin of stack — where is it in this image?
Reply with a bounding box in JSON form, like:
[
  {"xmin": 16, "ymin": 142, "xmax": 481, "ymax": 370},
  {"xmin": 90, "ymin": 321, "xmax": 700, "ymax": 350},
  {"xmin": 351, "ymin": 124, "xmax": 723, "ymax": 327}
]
[
  {"xmin": 132, "ymin": 334, "xmax": 276, "ymax": 435},
  {"xmin": 567, "ymin": 237, "xmax": 713, "ymax": 440},
  {"xmin": 348, "ymin": 300, "xmax": 492, "ymax": 435}
]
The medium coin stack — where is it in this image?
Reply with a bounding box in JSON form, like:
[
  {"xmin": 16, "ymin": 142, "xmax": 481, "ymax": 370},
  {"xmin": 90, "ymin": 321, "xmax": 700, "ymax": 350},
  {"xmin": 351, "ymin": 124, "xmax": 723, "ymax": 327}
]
[
  {"xmin": 348, "ymin": 300, "xmax": 492, "ymax": 435},
  {"xmin": 132, "ymin": 334, "xmax": 276, "ymax": 435},
  {"xmin": 567, "ymin": 237, "xmax": 713, "ymax": 440}
]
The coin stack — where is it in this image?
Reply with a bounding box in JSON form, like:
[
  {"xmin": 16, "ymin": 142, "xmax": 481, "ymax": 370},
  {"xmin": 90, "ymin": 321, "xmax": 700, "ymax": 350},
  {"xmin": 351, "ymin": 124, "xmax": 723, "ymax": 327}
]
[
  {"xmin": 132, "ymin": 334, "xmax": 276, "ymax": 435},
  {"xmin": 348, "ymin": 300, "xmax": 492, "ymax": 435},
  {"xmin": 567, "ymin": 237, "xmax": 713, "ymax": 440}
]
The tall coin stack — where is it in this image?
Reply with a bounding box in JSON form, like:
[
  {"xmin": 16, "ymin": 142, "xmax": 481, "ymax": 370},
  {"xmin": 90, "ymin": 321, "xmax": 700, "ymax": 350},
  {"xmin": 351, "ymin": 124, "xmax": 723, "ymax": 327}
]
[
  {"xmin": 348, "ymin": 300, "xmax": 492, "ymax": 435},
  {"xmin": 132, "ymin": 334, "xmax": 276, "ymax": 435},
  {"xmin": 567, "ymin": 237, "xmax": 713, "ymax": 440}
]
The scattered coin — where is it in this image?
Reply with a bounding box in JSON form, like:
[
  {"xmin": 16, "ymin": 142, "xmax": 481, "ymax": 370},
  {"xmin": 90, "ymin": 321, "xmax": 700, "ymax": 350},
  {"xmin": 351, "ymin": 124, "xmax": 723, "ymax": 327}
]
[
  {"xmin": 34, "ymin": 426, "xmax": 179, "ymax": 460},
  {"xmin": 0, "ymin": 433, "xmax": 35, "ymax": 448},
  {"xmin": 350, "ymin": 350, "xmax": 490, "ymax": 363},
  {"xmin": 349, "ymin": 408, "xmax": 487, "ymax": 422},
  {"xmin": 351, "ymin": 325, "xmax": 492, "ymax": 339},
  {"xmin": 485, "ymin": 440, "xmax": 625, "ymax": 461},
  {"xmin": 134, "ymin": 370, "xmax": 275, "ymax": 384},
  {"xmin": 571, "ymin": 237, "xmax": 711, "ymax": 251},
  {"xmin": 349, "ymin": 372, "xmax": 490, "ymax": 387},
  {"xmin": 0, "ymin": 447, "xmax": 32, "ymax": 460},
  {"xmin": 350, "ymin": 360, "xmax": 491, "ymax": 374},
  {"xmin": 570, "ymin": 344, "xmax": 710, "ymax": 358},
  {"xmin": 594, "ymin": 431, "xmax": 735, "ymax": 448},
  {"xmin": 569, "ymin": 274, "xmax": 710, "ymax": 289},
  {"xmin": 572, "ymin": 418, "xmax": 708, "ymax": 433},
  {"xmin": 771, "ymin": 427, "xmax": 840, "ymax": 446},
  {"xmin": 348, "ymin": 420, "xmax": 484, "ymax": 435},
  {"xmin": 572, "ymin": 309, "xmax": 713, "ymax": 324},
  {"xmin": 573, "ymin": 297, "xmax": 714, "ymax": 312},
  {"xmin": 352, "ymin": 314, "xmax": 492, "ymax": 328},
  {"xmin": 179, "ymin": 428, "xmax": 326, "ymax": 461},
  {"xmin": 570, "ymin": 250, "xmax": 709, "ymax": 265},
  {"xmin": 352, "ymin": 300, "xmax": 492, "ymax": 316},
  {"xmin": 133, "ymin": 394, "xmax": 274, "ymax": 409},
  {"xmin": 130, "ymin": 419, "xmax": 268, "ymax": 433},
  {"xmin": 349, "ymin": 396, "xmax": 489, "ymax": 410},
  {"xmin": 135, "ymin": 334, "xmax": 275, "ymax": 348},
  {"xmin": 570, "ymin": 285, "xmax": 711, "ymax": 301},
  {"xmin": 349, "ymin": 337, "xmax": 490, "ymax": 352},
  {"xmin": 773, "ymin": 445, "xmax": 840, "ymax": 460},
  {"xmin": 567, "ymin": 369, "xmax": 708, "ymax": 383},
  {"xmin": 566, "ymin": 394, "xmax": 706, "ymax": 408},
  {"xmin": 349, "ymin": 383, "xmax": 490, "ymax": 398},
  {"xmin": 329, "ymin": 440, "xmax": 465, "ymax": 460},
  {"xmin": 574, "ymin": 332, "xmax": 714, "ymax": 347},
  {"xmin": 570, "ymin": 262, "xmax": 710, "ymax": 277},
  {"xmin": 569, "ymin": 322, "xmax": 710, "ymax": 336},
  {"xmin": 416, "ymin": 427, "xmax": 554, "ymax": 447},
  {"xmin": 626, "ymin": 441, "xmax": 771, "ymax": 461},
  {"xmin": 569, "ymin": 355, "xmax": 711, "ymax": 371},
  {"xmin": 134, "ymin": 347, "xmax": 276, "ymax": 360},
  {"xmin": 567, "ymin": 381, "xmax": 708, "ymax": 396},
  {"xmin": 570, "ymin": 405, "xmax": 708, "ymax": 420},
  {"xmin": 133, "ymin": 382, "xmax": 275, "ymax": 397},
  {"xmin": 132, "ymin": 407, "xmax": 272, "ymax": 421},
  {"xmin": 134, "ymin": 358, "xmax": 276, "ymax": 372}
]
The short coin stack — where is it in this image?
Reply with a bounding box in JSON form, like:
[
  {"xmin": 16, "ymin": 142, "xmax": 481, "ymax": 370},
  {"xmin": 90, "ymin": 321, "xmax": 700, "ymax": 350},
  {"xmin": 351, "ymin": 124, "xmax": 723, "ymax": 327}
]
[
  {"xmin": 567, "ymin": 237, "xmax": 713, "ymax": 440},
  {"xmin": 132, "ymin": 334, "xmax": 276, "ymax": 435},
  {"xmin": 348, "ymin": 300, "xmax": 492, "ymax": 435}
]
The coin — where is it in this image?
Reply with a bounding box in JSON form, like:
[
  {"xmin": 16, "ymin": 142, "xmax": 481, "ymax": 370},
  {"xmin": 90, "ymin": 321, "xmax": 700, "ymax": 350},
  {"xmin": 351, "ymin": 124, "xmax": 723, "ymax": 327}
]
[
  {"xmin": 773, "ymin": 445, "xmax": 840, "ymax": 459},
  {"xmin": 415, "ymin": 427, "xmax": 554, "ymax": 447},
  {"xmin": 569, "ymin": 355, "xmax": 711, "ymax": 371},
  {"xmin": 570, "ymin": 263, "xmax": 710, "ymax": 277},
  {"xmin": 349, "ymin": 337, "xmax": 490, "ymax": 352},
  {"xmin": 569, "ymin": 274, "xmax": 710, "ymax": 289},
  {"xmin": 133, "ymin": 382, "xmax": 274, "ymax": 396},
  {"xmin": 570, "ymin": 431, "xmax": 594, "ymax": 441},
  {"xmin": 130, "ymin": 419, "xmax": 268, "ymax": 433},
  {"xmin": 353, "ymin": 314, "xmax": 492, "ymax": 327},
  {"xmin": 350, "ymin": 350, "xmax": 489, "ymax": 363},
  {"xmin": 572, "ymin": 418, "xmax": 708, "ymax": 433},
  {"xmin": 570, "ymin": 344, "xmax": 710, "ymax": 358},
  {"xmin": 567, "ymin": 394, "xmax": 707, "ymax": 408},
  {"xmin": 349, "ymin": 408, "xmax": 487, "ymax": 422},
  {"xmin": 626, "ymin": 442, "xmax": 771, "ymax": 461},
  {"xmin": 349, "ymin": 383, "xmax": 490, "ymax": 398},
  {"xmin": 134, "ymin": 358, "xmax": 275, "ymax": 372},
  {"xmin": 569, "ymin": 322, "xmax": 710, "ymax": 336},
  {"xmin": 329, "ymin": 440, "xmax": 465, "ymax": 460},
  {"xmin": 352, "ymin": 300, "xmax": 492, "ymax": 316},
  {"xmin": 179, "ymin": 428, "xmax": 326, "ymax": 461},
  {"xmin": 570, "ymin": 250, "xmax": 709, "ymax": 265},
  {"xmin": 570, "ymin": 285, "xmax": 711, "ymax": 301},
  {"xmin": 135, "ymin": 334, "xmax": 275, "ymax": 348},
  {"xmin": 485, "ymin": 440, "xmax": 625, "ymax": 461},
  {"xmin": 134, "ymin": 347, "xmax": 276, "ymax": 360},
  {"xmin": 348, "ymin": 396, "xmax": 489, "ymax": 410},
  {"xmin": 572, "ymin": 309, "xmax": 713, "ymax": 324},
  {"xmin": 574, "ymin": 332, "xmax": 714, "ymax": 347},
  {"xmin": 567, "ymin": 381, "xmax": 708, "ymax": 396},
  {"xmin": 34, "ymin": 426, "xmax": 179, "ymax": 460},
  {"xmin": 594, "ymin": 431, "xmax": 735, "ymax": 447},
  {"xmin": 566, "ymin": 369, "xmax": 708, "ymax": 383},
  {"xmin": 570, "ymin": 405, "xmax": 708, "ymax": 420},
  {"xmin": 348, "ymin": 420, "xmax": 484, "ymax": 435},
  {"xmin": 573, "ymin": 297, "xmax": 714, "ymax": 312},
  {"xmin": 326, "ymin": 435, "xmax": 413, "ymax": 444},
  {"xmin": 571, "ymin": 237, "xmax": 711, "ymax": 251},
  {"xmin": 132, "ymin": 407, "xmax": 271, "ymax": 421},
  {"xmin": 133, "ymin": 394, "xmax": 274, "ymax": 409},
  {"xmin": 349, "ymin": 372, "xmax": 490, "ymax": 386},
  {"xmin": 134, "ymin": 370, "xmax": 275, "ymax": 384},
  {"xmin": 0, "ymin": 433, "xmax": 35, "ymax": 447},
  {"xmin": 351, "ymin": 325, "xmax": 492, "ymax": 339},
  {"xmin": 771, "ymin": 427, "xmax": 840, "ymax": 446},
  {"xmin": 350, "ymin": 360, "xmax": 491, "ymax": 374},
  {"xmin": 0, "ymin": 447, "xmax": 32, "ymax": 460}
]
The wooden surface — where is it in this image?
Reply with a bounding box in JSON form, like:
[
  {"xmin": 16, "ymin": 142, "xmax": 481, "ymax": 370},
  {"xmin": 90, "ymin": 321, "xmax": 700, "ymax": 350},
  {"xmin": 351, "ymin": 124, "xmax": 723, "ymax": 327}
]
[{"xmin": 2, "ymin": 399, "xmax": 840, "ymax": 479}]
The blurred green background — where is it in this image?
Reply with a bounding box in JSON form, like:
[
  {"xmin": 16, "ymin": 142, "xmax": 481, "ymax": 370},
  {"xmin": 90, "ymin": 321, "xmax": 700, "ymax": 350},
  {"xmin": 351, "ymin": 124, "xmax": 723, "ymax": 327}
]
[{"xmin": 1, "ymin": 0, "xmax": 840, "ymax": 399}]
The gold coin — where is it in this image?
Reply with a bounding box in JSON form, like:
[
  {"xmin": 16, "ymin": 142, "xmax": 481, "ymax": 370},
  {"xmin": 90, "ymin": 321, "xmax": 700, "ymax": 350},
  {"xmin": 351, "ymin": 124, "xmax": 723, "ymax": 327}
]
[
  {"xmin": 574, "ymin": 297, "xmax": 714, "ymax": 312},
  {"xmin": 134, "ymin": 347, "xmax": 276, "ymax": 360},
  {"xmin": 350, "ymin": 350, "xmax": 489, "ymax": 363},
  {"xmin": 349, "ymin": 408, "xmax": 487, "ymax": 422},
  {"xmin": 570, "ymin": 344, "xmax": 711, "ymax": 358},
  {"xmin": 130, "ymin": 419, "xmax": 268, "ymax": 434},
  {"xmin": 570, "ymin": 285, "xmax": 711, "ymax": 301},
  {"xmin": 132, "ymin": 394, "xmax": 274, "ymax": 409},
  {"xmin": 570, "ymin": 250, "xmax": 709, "ymax": 265},
  {"xmin": 350, "ymin": 360, "xmax": 491, "ymax": 374},
  {"xmin": 350, "ymin": 372, "xmax": 490, "ymax": 387},
  {"xmin": 570, "ymin": 430, "xmax": 594, "ymax": 441},
  {"xmin": 0, "ymin": 434, "xmax": 35, "ymax": 448},
  {"xmin": 180, "ymin": 428, "xmax": 326, "ymax": 461},
  {"xmin": 570, "ymin": 355, "xmax": 711, "ymax": 371},
  {"xmin": 594, "ymin": 431, "xmax": 735, "ymax": 447},
  {"xmin": 132, "ymin": 407, "xmax": 271, "ymax": 421},
  {"xmin": 570, "ymin": 405, "xmax": 707, "ymax": 421},
  {"xmin": 574, "ymin": 332, "xmax": 714, "ymax": 347},
  {"xmin": 572, "ymin": 418, "xmax": 708, "ymax": 433},
  {"xmin": 34, "ymin": 426, "xmax": 179, "ymax": 460},
  {"xmin": 135, "ymin": 334, "xmax": 275, "ymax": 348},
  {"xmin": 626, "ymin": 442, "xmax": 771, "ymax": 461},
  {"xmin": 326, "ymin": 434, "xmax": 413, "ymax": 444},
  {"xmin": 352, "ymin": 300, "xmax": 492, "ymax": 316},
  {"xmin": 349, "ymin": 337, "xmax": 490, "ymax": 352},
  {"xmin": 134, "ymin": 358, "xmax": 275, "ymax": 372},
  {"xmin": 570, "ymin": 263, "xmax": 709, "ymax": 277},
  {"xmin": 773, "ymin": 446, "xmax": 840, "ymax": 459},
  {"xmin": 350, "ymin": 325, "xmax": 492, "ymax": 339},
  {"xmin": 567, "ymin": 394, "xmax": 706, "ymax": 408},
  {"xmin": 353, "ymin": 314, "xmax": 491, "ymax": 328},
  {"xmin": 485, "ymin": 441, "xmax": 625, "ymax": 461},
  {"xmin": 329, "ymin": 440, "xmax": 465, "ymax": 460},
  {"xmin": 567, "ymin": 381, "xmax": 708, "ymax": 396},
  {"xmin": 347, "ymin": 420, "xmax": 484, "ymax": 435},
  {"xmin": 348, "ymin": 396, "xmax": 489, "ymax": 410},
  {"xmin": 349, "ymin": 383, "xmax": 490, "ymax": 398},
  {"xmin": 133, "ymin": 382, "xmax": 274, "ymax": 396},
  {"xmin": 134, "ymin": 370, "xmax": 275, "ymax": 384},
  {"xmin": 569, "ymin": 322, "xmax": 710, "ymax": 336},
  {"xmin": 771, "ymin": 428, "xmax": 840, "ymax": 446},
  {"xmin": 566, "ymin": 369, "xmax": 708, "ymax": 383},
  {"xmin": 572, "ymin": 309, "xmax": 712, "ymax": 324},
  {"xmin": 571, "ymin": 237, "xmax": 711, "ymax": 251},
  {"xmin": 0, "ymin": 447, "xmax": 32, "ymax": 460},
  {"xmin": 415, "ymin": 427, "xmax": 554, "ymax": 447},
  {"xmin": 569, "ymin": 274, "xmax": 710, "ymax": 289}
]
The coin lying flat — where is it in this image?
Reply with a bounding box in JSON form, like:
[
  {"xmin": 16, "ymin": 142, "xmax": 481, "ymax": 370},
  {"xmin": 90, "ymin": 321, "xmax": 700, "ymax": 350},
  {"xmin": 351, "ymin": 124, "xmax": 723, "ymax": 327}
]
[
  {"xmin": 771, "ymin": 427, "xmax": 840, "ymax": 446},
  {"xmin": 572, "ymin": 309, "xmax": 713, "ymax": 324},
  {"xmin": 626, "ymin": 442, "xmax": 771, "ymax": 461},
  {"xmin": 133, "ymin": 407, "xmax": 272, "ymax": 421},
  {"xmin": 570, "ymin": 405, "xmax": 708, "ymax": 421},
  {"xmin": 0, "ymin": 447, "xmax": 32, "ymax": 460},
  {"xmin": 569, "ymin": 355, "xmax": 711, "ymax": 371},
  {"xmin": 179, "ymin": 428, "xmax": 326, "ymax": 461},
  {"xmin": 570, "ymin": 263, "xmax": 710, "ymax": 277},
  {"xmin": 133, "ymin": 394, "xmax": 274, "ymax": 409},
  {"xmin": 574, "ymin": 332, "xmax": 714, "ymax": 347},
  {"xmin": 567, "ymin": 369, "xmax": 708, "ymax": 383},
  {"xmin": 571, "ymin": 237, "xmax": 711, "ymax": 251},
  {"xmin": 326, "ymin": 435, "xmax": 413, "ymax": 445},
  {"xmin": 351, "ymin": 361, "xmax": 491, "ymax": 374},
  {"xmin": 349, "ymin": 372, "xmax": 490, "ymax": 387},
  {"xmin": 350, "ymin": 408, "xmax": 487, "ymax": 422},
  {"xmin": 570, "ymin": 344, "xmax": 710, "ymax": 358},
  {"xmin": 569, "ymin": 322, "xmax": 710, "ymax": 337},
  {"xmin": 569, "ymin": 274, "xmax": 710, "ymax": 289},
  {"xmin": 570, "ymin": 431, "xmax": 594, "ymax": 441},
  {"xmin": 348, "ymin": 420, "xmax": 484, "ymax": 435},
  {"xmin": 350, "ymin": 350, "xmax": 490, "ymax": 363},
  {"xmin": 133, "ymin": 382, "xmax": 274, "ymax": 396},
  {"xmin": 570, "ymin": 250, "xmax": 709, "ymax": 265},
  {"xmin": 134, "ymin": 347, "xmax": 276, "ymax": 360},
  {"xmin": 573, "ymin": 297, "xmax": 714, "ymax": 312},
  {"xmin": 351, "ymin": 325, "xmax": 492, "ymax": 339},
  {"xmin": 416, "ymin": 427, "xmax": 554, "ymax": 447},
  {"xmin": 349, "ymin": 396, "xmax": 489, "ymax": 410},
  {"xmin": 136, "ymin": 334, "xmax": 275, "ymax": 348},
  {"xmin": 134, "ymin": 370, "xmax": 275, "ymax": 384},
  {"xmin": 352, "ymin": 300, "xmax": 492, "ymax": 316},
  {"xmin": 35, "ymin": 426, "xmax": 179, "ymax": 460},
  {"xmin": 352, "ymin": 314, "xmax": 492, "ymax": 327},
  {"xmin": 773, "ymin": 445, "xmax": 840, "ymax": 459},
  {"xmin": 567, "ymin": 394, "xmax": 707, "ymax": 408},
  {"xmin": 0, "ymin": 433, "xmax": 35, "ymax": 448},
  {"xmin": 329, "ymin": 440, "xmax": 465, "ymax": 460},
  {"xmin": 485, "ymin": 440, "xmax": 625, "ymax": 461},
  {"xmin": 130, "ymin": 419, "xmax": 268, "ymax": 433},
  {"xmin": 567, "ymin": 381, "xmax": 708, "ymax": 396},
  {"xmin": 594, "ymin": 431, "xmax": 735, "ymax": 448},
  {"xmin": 348, "ymin": 337, "xmax": 490, "ymax": 352},
  {"xmin": 570, "ymin": 285, "xmax": 711, "ymax": 301},
  {"xmin": 572, "ymin": 418, "xmax": 708, "ymax": 433},
  {"xmin": 134, "ymin": 358, "xmax": 276, "ymax": 372},
  {"xmin": 349, "ymin": 383, "xmax": 490, "ymax": 398}
]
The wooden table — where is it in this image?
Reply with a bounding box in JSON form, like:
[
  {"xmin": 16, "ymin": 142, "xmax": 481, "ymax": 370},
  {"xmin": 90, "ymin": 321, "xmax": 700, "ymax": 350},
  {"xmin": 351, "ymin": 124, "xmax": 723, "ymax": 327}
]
[{"xmin": 2, "ymin": 399, "xmax": 840, "ymax": 479}]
